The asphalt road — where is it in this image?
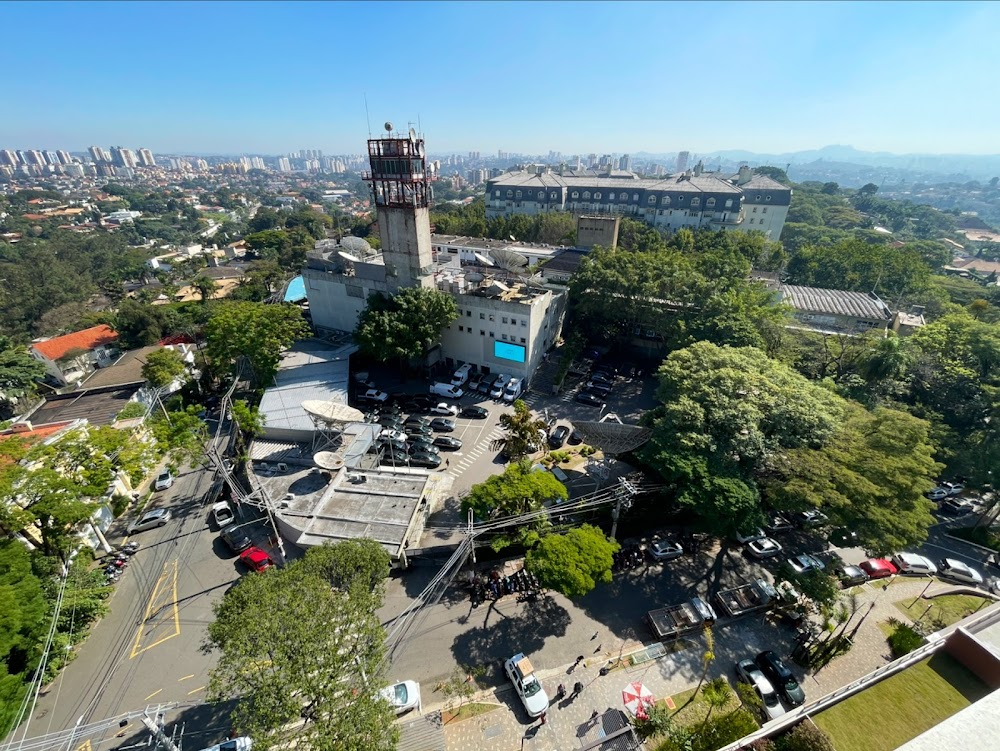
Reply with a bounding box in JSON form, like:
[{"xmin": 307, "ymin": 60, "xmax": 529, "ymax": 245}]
[{"xmin": 12, "ymin": 462, "xmax": 265, "ymax": 751}]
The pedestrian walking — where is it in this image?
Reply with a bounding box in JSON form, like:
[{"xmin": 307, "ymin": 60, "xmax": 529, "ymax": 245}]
[
  {"xmin": 590, "ymin": 709, "xmax": 599, "ymax": 720},
  {"xmin": 591, "ymin": 631, "xmax": 599, "ymax": 640},
  {"xmin": 445, "ymin": 458, "xmax": 450, "ymax": 469},
  {"xmin": 573, "ymin": 681, "xmax": 584, "ymax": 697}
]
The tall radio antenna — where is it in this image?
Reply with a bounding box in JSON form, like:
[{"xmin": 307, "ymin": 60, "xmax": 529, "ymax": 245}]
[{"xmin": 364, "ymin": 93, "xmax": 372, "ymax": 137}]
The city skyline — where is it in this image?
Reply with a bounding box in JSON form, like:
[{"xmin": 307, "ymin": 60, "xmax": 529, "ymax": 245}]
[{"xmin": 2, "ymin": 1, "xmax": 998, "ymax": 156}]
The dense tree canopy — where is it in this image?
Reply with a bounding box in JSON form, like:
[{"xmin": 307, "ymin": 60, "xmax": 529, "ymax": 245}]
[
  {"xmin": 204, "ymin": 301, "xmax": 310, "ymax": 384},
  {"xmin": 462, "ymin": 459, "xmax": 567, "ymax": 520},
  {"xmin": 526, "ymin": 524, "xmax": 619, "ymax": 598},
  {"xmin": 786, "ymin": 238, "xmax": 931, "ymax": 298},
  {"xmin": 353, "ymin": 287, "xmax": 458, "ymax": 364},
  {"xmin": 141, "ymin": 348, "xmax": 187, "ymax": 388},
  {"xmin": 206, "ymin": 542, "xmax": 396, "ymax": 751},
  {"xmin": 489, "ymin": 401, "xmax": 550, "ymax": 462}
]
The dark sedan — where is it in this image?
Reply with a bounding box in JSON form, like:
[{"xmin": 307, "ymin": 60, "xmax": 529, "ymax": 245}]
[
  {"xmin": 461, "ymin": 405, "xmax": 489, "ymax": 419},
  {"xmin": 575, "ymin": 391, "xmax": 605, "ymax": 407},
  {"xmin": 433, "ymin": 436, "xmax": 463, "ymax": 451},
  {"xmin": 548, "ymin": 425, "xmax": 570, "ymax": 448},
  {"xmin": 568, "ymin": 429, "xmax": 583, "ymax": 445},
  {"xmin": 220, "ymin": 524, "xmax": 253, "ymax": 553},
  {"xmin": 408, "ymin": 451, "xmax": 442, "ymax": 468},
  {"xmin": 429, "ymin": 418, "xmax": 455, "ymax": 432},
  {"xmin": 755, "ymin": 651, "xmax": 805, "ymax": 706}
]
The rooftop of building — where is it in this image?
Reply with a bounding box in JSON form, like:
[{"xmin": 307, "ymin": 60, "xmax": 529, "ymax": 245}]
[
  {"xmin": 25, "ymin": 384, "xmax": 141, "ymax": 427},
  {"xmin": 258, "ymin": 337, "xmax": 356, "ymax": 437},
  {"xmin": 540, "ymin": 248, "xmax": 589, "ymax": 277},
  {"xmin": 78, "ymin": 345, "xmax": 162, "ymax": 389},
  {"xmin": 779, "ymin": 285, "xmax": 893, "ymax": 320},
  {"xmin": 31, "ymin": 324, "xmax": 119, "ymax": 361},
  {"xmin": 488, "ymin": 168, "xmax": 790, "ymax": 195}
]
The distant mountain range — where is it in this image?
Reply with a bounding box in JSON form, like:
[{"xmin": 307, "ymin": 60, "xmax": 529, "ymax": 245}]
[{"xmin": 637, "ymin": 145, "xmax": 1000, "ymax": 181}]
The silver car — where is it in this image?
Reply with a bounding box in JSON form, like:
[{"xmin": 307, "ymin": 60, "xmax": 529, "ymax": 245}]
[
  {"xmin": 128, "ymin": 508, "xmax": 171, "ymax": 534},
  {"xmin": 735, "ymin": 659, "xmax": 785, "ymax": 721}
]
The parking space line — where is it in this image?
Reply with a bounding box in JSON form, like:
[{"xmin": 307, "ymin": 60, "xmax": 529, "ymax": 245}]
[
  {"xmin": 178, "ymin": 674, "xmax": 195, "ymax": 681},
  {"xmin": 144, "ymin": 689, "xmax": 162, "ymax": 701},
  {"xmin": 187, "ymin": 685, "xmax": 206, "ymax": 696}
]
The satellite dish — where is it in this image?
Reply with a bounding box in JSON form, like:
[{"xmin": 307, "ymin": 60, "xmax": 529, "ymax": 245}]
[
  {"xmin": 338, "ymin": 251, "xmax": 361, "ymax": 263},
  {"xmin": 509, "ymin": 235, "xmax": 517, "ymax": 242},
  {"xmin": 490, "ymin": 247, "xmax": 529, "ymax": 272},
  {"xmin": 466, "ymin": 272, "xmax": 484, "ymax": 283},
  {"xmin": 302, "ymin": 400, "xmax": 365, "ymax": 424},
  {"xmin": 340, "ymin": 236, "xmax": 372, "ymax": 257},
  {"xmin": 384, "ymin": 121, "xmax": 393, "ymax": 133},
  {"xmin": 313, "ymin": 451, "xmax": 345, "ymax": 470},
  {"xmin": 408, "ymin": 127, "xmax": 417, "ymax": 142}
]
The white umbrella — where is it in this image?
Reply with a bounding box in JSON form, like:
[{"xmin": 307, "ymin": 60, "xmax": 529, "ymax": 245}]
[{"xmin": 622, "ymin": 681, "xmax": 655, "ymax": 720}]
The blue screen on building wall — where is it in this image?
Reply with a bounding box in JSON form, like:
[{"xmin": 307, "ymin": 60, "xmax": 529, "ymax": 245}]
[{"xmin": 494, "ymin": 341, "xmax": 526, "ymax": 363}]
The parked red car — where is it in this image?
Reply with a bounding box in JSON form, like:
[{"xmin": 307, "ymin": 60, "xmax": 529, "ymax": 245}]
[
  {"xmin": 859, "ymin": 558, "xmax": 898, "ymax": 579},
  {"xmin": 240, "ymin": 546, "xmax": 274, "ymax": 573}
]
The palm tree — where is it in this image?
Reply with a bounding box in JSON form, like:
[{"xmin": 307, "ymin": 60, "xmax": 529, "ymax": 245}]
[
  {"xmin": 192, "ymin": 275, "xmax": 216, "ymax": 303},
  {"xmin": 490, "ymin": 399, "xmax": 548, "ymax": 461},
  {"xmin": 698, "ymin": 677, "xmax": 731, "ymax": 735},
  {"xmin": 861, "ymin": 334, "xmax": 911, "ymax": 383}
]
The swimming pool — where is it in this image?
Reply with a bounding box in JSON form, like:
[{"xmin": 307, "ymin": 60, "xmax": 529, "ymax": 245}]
[{"xmin": 284, "ymin": 275, "xmax": 306, "ymax": 303}]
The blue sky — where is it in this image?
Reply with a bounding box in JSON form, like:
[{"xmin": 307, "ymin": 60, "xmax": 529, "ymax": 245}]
[{"xmin": 3, "ymin": 1, "xmax": 998, "ymax": 156}]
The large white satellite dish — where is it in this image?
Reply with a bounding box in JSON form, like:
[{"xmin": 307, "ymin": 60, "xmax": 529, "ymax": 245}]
[
  {"xmin": 338, "ymin": 251, "xmax": 361, "ymax": 263},
  {"xmin": 302, "ymin": 400, "xmax": 364, "ymax": 424},
  {"xmin": 314, "ymin": 451, "xmax": 345, "ymax": 470}
]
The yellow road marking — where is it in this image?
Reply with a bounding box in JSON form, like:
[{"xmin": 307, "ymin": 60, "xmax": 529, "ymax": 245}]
[
  {"xmin": 144, "ymin": 689, "xmax": 163, "ymax": 700},
  {"xmin": 187, "ymin": 685, "xmax": 206, "ymax": 695},
  {"xmin": 178, "ymin": 674, "xmax": 195, "ymax": 681},
  {"xmin": 130, "ymin": 559, "xmax": 182, "ymax": 658},
  {"xmin": 76, "ymin": 740, "xmax": 92, "ymax": 751}
]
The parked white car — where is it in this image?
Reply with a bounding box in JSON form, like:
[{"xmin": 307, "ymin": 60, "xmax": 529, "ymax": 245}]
[
  {"xmin": 212, "ymin": 501, "xmax": 234, "ymax": 528},
  {"xmin": 747, "ymin": 538, "xmax": 783, "ymax": 559},
  {"xmin": 892, "ymin": 552, "xmax": 938, "ymax": 576},
  {"xmin": 735, "ymin": 528, "xmax": 765, "ymax": 544},
  {"xmin": 379, "ymin": 680, "xmax": 421, "ymax": 714},
  {"xmin": 938, "ymin": 558, "xmax": 984, "ymax": 586},
  {"xmin": 429, "ymin": 402, "xmax": 459, "ymax": 416},
  {"xmin": 153, "ymin": 470, "xmax": 174, "ymax": 491},
  {"xmin": 128, "ymin": 508, "xmax": 171, "ymax": 534},
  {"xmin": 361, "ymin": 388, "xmax": 389, "ymax": 403}
]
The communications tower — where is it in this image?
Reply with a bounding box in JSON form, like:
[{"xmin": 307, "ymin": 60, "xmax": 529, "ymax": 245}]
[{"xmin": 364, "ymin": 123, "xmax": 435, "ymax": 291}]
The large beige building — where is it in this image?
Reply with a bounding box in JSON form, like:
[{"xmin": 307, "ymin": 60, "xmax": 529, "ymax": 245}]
[{"xmin": 485, "ymin": 164, "xmax": 791, "ymax": 240}]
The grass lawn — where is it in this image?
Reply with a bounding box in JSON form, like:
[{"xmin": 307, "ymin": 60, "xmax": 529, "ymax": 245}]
[
  {"xmin": 894, "ymin": 594, "xmax": 989, "ymax": 628},
  {"xmin": 441, "ymin": 702, "xmax": 501, "ymax": 724},
  {"xmin": 664, "ymin": 684, "xmax": 742, "ymax": 727},
  {"xmin": 814, "ymin": 653, "xmax": 990, "ymax": 751}
]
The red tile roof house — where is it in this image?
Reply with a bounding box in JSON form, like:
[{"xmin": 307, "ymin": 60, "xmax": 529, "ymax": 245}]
[{"xmin": 30, "ymin": 325, "xmax": 121, "ymax": 386}]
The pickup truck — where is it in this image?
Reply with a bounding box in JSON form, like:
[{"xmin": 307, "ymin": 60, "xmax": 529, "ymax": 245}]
[
  {"xmin": 713, "ymin": 578, "xmax": 778, "ymax": 618},
  {"xmin": 646, "ymin": 596, "xmax": 717, "ymax": 640},
  {"xmin": 504, "ymin": 653, "xmax": 549, "ymax": 718}
]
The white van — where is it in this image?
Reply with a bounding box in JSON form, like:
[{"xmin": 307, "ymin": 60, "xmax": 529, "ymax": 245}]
[
  {"xmin": 502, "ymin": 378, "xmax": 523, "ymax": 403},
  {"xmin": 430, "ymin": 382, "xmax": 464, "ymax": 399},
  {"xmin": 451, "ymin": 363, "xmax": 473, "ymax": 387}
]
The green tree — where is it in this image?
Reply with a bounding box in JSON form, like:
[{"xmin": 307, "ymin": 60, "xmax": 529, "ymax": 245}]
[
  {"xmin": 296, "ymin": 539, "xmax": 391, "ymax": 605},
  {"xmin": 764, "ymin": 403, "xmax": 940, "ymax": 554},
  {"xmin": 525, "ymin": 524, "xmax": 619, "ymax": 598},
  {"xmin": 353, "ymin": 288, "xmax": 458, "ymax": 365},
  {"xmin": 0, "ymin": 466, "xmax": 96, "ymax": 560},
  {"xmin": 776, "ymin": 721, "xmax": 836, "ymax": 751},
  {"xmin": 206, "ymin": 555, "xmax": 396, "ymax": 751},
  {"xmin": 150, "ymin": 406, "xmax": 209, "ymax": 464},
  {"xmin": 698, "ymin": 677, "xmax": 732, "ymax": 736},
  {"xmin": 141, "ymin": 348, "xmax": 187, "ymax": 388},
  {"xmin": 462, "ymin": 459, "xmax": 567, "ymax": 520},
  {"xmin": 489, "ymin": 400, "xmax": 549, "ymax": 462},
  {"xmin": 786, "ymin": 238, "xmax": 930, "ymax": 298},
  {"xmin": 775, "ymin": 566, "xmax": 840, "ymax": 610},
  {"xmin": 0, "ymin": 337, "xmax": 45, "ymax": 413},
  {"xmin": 113, "ymin": 299, "xmax": 171, "ymax": 348},
  {"xmin": 640, "ymin": 342, "xmax": 842, "ymax": 537},
  {"xmin": 204, "ymin": 302, "xmax": 310, "ymax": 384},
  {"xmin": 191, "ymin": 274, "xmax": 216, "ymax": 303}
]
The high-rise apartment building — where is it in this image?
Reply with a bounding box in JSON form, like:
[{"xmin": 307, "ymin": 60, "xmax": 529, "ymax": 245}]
[
  {"xmin": 88, "ymin": 146, "xmax": 112, "ymax": 163},
  {"xmin": 0, "ymin": 149, "xmax": 19, "ymax": 166},
  {"xmin": 111, "ymin": 146, "xmax": 137, "ymax": 169},
  {"xmin": 56, "ymin": 150, "xmax": 73, "ymax": 165},
  {"xmin": 277, "ymin": 157, "xmax": 291, "ymax": 172},
  {"xmin": 676, "ymin": 150, "xmax": 690, "ymax": 173},
  {"xmin": 617, "ymin": 154, "xmax": 631, "ymax": 171},
  {"xmin": 137, "ymin": 148, "xmax": 156, "ymax": 167}
]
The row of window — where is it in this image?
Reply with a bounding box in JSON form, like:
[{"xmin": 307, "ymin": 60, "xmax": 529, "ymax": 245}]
[
  {"xmin": 751, "ymin": 206, "xmax": 768, "ymax": 213},
  {"xmin": 494, "ymin": 189, "xmax": 775, "ymax": 205},
  {"xmin": 456, "ymin": 325, "xmax": 527, "ymax": 343},
  {"xmin": 456, "ymin": 309, "xmax": 528, "ymax": 327}
]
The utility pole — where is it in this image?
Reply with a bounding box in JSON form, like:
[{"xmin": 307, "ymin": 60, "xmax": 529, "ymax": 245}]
[
  {"xmin": 468, "ymin": 509, "xmax": 476, "ymax": 564},
  {"xmin": 610, "ymin": 477, "xmax": 636, "ymax": 541},
  {"xmin": 141, "ymin": 712, "xmax": 180, "ymax": 751}
]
